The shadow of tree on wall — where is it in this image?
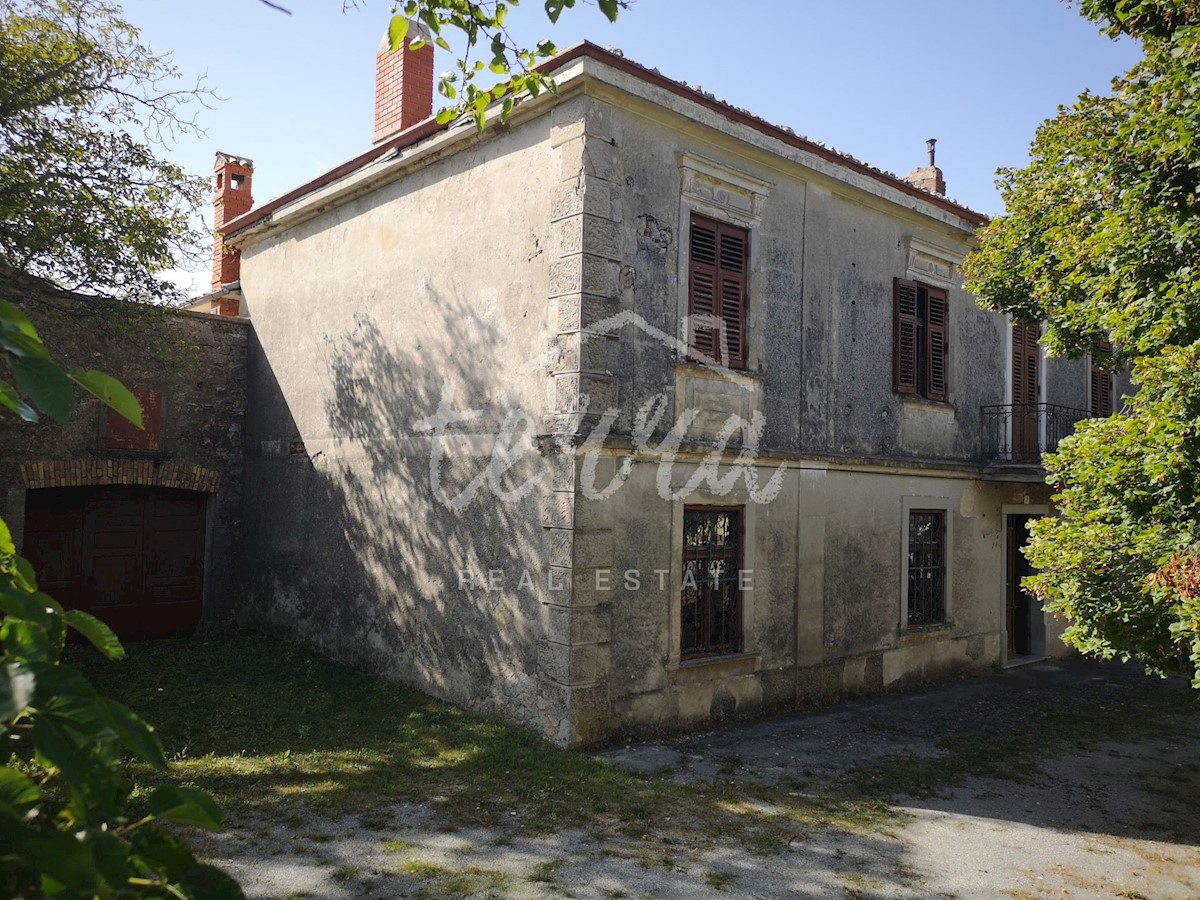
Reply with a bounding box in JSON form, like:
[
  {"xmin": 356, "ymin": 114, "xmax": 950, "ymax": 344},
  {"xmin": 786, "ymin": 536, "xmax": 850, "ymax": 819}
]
[{"xmin": 238, "ymin": 282, "xmax": 559, "ymax": 729}]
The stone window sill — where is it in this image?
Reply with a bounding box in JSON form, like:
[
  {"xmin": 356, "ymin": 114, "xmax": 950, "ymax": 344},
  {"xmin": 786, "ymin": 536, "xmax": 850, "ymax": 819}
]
[
  {"xmin": 897, "ymin": 623, "xmax": 955, "ymax": 645},
  {"xmin": 900, "ymin": 395, "xmax": 956, "ymax": 414},
  {"xmin": 667, "ymin": 651, "xmax": 762, "ymax": 684},
  {"xmin": 674, "ymin": 360, "xmax": 764, "ymax": 382}
]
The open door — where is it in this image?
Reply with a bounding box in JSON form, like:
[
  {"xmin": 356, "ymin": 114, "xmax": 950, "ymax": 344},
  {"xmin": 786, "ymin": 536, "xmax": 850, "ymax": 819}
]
[{"xmin": 1005, "ymin": 514, "xmax": 1044, "ymax": 660}]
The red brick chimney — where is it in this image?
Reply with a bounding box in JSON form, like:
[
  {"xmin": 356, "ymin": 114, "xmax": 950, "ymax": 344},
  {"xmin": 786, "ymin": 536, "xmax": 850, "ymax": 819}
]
[
  {"xmin": 373, "ymin": 23, "xmax": 435, "ymax": 144},
  {"xmin": 905, "ymin": 138, "xmax": 946, "ymax": 196},
  {"xmin": 212, "ymin": 152, "xmax": 254, "ymax": 294}
]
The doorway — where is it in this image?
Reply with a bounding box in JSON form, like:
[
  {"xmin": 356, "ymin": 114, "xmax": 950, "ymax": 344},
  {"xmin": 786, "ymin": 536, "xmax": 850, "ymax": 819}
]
[
  {"xmin": 23, "ymin": 485, "xmax": 207, "ymax": 638},
  {"xmin": 1005, "ymin": 513, "xmax": 1045, "ymax": 662}
]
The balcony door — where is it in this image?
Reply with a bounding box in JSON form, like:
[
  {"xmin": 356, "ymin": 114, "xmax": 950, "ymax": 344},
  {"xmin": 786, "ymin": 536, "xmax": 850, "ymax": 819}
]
[{"xmin": 1011, "ymin": 322, "xmax": 1040, "ymax": 459}]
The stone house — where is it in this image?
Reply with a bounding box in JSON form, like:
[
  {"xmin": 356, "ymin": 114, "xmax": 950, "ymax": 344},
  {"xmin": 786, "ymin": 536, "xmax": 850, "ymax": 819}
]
[
  {"xmin": 204, "ymin": 35, "xmax": 1126, "ymax": 747},
  {"xmin": 3, "ymin": 35, "xmax": 1125, "ymax": 746}
]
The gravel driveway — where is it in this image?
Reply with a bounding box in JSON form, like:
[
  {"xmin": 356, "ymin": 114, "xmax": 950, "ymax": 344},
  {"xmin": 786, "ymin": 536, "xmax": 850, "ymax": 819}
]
[{"xmin": 200, "ymin": 659, "xmax": 1200, "ymax": 899}]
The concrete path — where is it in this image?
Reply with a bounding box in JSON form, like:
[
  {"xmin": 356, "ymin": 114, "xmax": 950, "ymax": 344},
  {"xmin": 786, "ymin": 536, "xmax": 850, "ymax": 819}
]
[{"xmin": 201, "ymin": 660, "xmax": 1200, "ymax": 899}]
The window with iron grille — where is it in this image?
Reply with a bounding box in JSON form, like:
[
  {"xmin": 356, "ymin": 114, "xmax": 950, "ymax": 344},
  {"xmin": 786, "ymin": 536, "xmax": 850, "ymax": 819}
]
[
  {"xmin": 907, "ymin": 510, "xmax": 946, "ymax": 627},
  {"xmin": 681, "ymin": 506, "xmax": 743, "ymax": 657},
  {"xmin": 893, "ymin": 278, "xmax": 948, "ymax": 401},
  {"xmin": 687, "ymin": 214, "xmax": 748, "ymax": 369}
]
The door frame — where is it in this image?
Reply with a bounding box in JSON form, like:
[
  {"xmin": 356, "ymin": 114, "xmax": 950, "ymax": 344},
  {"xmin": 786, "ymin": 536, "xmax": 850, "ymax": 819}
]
[{"xmin": 1001, "ymin": 503, "xmax": 1050, "ymax": 666}]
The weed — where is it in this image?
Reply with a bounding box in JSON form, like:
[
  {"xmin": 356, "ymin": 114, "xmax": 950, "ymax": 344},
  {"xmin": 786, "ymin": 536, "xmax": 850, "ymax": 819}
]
[
  {"xmin": 704, "ymin": 870, "xmax": 737, "ymax": 889},
  {"xmin": 528, "ymin": 860, "xmax": 561, "ymax": 883}
]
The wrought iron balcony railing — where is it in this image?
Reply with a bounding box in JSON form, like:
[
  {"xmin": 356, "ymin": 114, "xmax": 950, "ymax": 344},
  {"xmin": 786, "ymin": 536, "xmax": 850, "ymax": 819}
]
[{"xmin": 980, "ymin": 403, "xmax": 1091, "ymax": 464}]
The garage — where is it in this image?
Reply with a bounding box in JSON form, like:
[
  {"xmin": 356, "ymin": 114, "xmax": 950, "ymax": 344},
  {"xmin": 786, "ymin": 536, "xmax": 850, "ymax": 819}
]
[{"xmin": 23, "ymin": 485, "xmax": 207, "ymax": 638}]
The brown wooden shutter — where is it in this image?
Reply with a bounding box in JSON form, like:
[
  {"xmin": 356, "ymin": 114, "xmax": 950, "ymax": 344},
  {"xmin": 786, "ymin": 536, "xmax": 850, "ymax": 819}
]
[
  {"xmin": 1092, "ymin": 368, "xmax": 1112, "ymax": 417},
  {"xmin": 689, "ymin": 215, "xmax": 749, "ymax": 369},
  {"xmin": 1011, "ymin": 321, "xmax": 1040, "ymax": 407},
  {"xmin": 925, "ymin": 287, "xmax": 948, "ymax": 401},
  {"xmin": 893, "ymin": 278, "xmax": 919, "ymax": 394},
  {"xmin": 688, "ymin": 216, "xmax": 718, "ymax": 361},
  {"xmin": 717, "ymin": 224, "xmax": 748, "ymax": 369}
]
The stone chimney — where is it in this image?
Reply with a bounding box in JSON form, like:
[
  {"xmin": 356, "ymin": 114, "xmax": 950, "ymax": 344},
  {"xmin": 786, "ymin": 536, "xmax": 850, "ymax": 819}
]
[
  {"xmin": 373, "ymin": 23, "xmax": 435, "ymax": 144},
  {"xmin": 905, "ymin": 138, "xmax": 946, "ymax": 196},
  {"xmin": 212, "ymin": 152, "xmax": 254, "ymax": 294}
]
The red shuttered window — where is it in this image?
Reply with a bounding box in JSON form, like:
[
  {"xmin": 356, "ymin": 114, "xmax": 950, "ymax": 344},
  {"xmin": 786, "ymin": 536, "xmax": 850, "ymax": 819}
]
[
  {"xmin": 688, "ymin": 214, "xmax": 748, "ymax": 369},
  {"xmin": 893, "ymin": 278, "xmax": 948, "ymax": 401}
]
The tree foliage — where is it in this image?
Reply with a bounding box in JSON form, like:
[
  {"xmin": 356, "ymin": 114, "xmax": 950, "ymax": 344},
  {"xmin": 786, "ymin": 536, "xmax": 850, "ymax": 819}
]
[
  {"xmin": 0, "ymin": 0, "xmax": 206, "ymax": 302},
  {"xmin": 384, "ymin": 0, "xmax": 623, "ymax": 128},
  {"xmin": 964, "ymin": 0, "xmax": 1200, "ymax": 682},
  {"xmin": 263, "ymin": 0, "xmax": 624, "ymax": 128}
]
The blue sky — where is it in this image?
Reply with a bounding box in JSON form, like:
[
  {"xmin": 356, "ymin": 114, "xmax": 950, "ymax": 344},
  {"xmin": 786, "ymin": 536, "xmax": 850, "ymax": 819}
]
[{"xmin": 118, "ymin": 0, "xmax": 1141, "ymax": 295}]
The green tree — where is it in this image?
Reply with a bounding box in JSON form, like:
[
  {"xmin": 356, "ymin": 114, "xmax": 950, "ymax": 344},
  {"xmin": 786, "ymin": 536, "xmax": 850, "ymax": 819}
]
[
  {"xmin": 0, "ymin": 0, "xmax": 206, "ymax": 305},
  {"xmin": 265, "ymin": 0, "xmax": 624, "ymax": 128},
  {"xmin": 963, "ymin": 0, "xmax": 1200, "ymax": 683},
  {"xmin": 1, "ymin": 2, "xmax": 243, "ymax": 895}
]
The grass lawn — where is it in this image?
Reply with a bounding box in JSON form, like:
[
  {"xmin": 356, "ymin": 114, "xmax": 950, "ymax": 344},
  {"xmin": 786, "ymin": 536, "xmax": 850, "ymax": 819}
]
[{"xmin": 70, "ymin": 632, "xmax": 892, "ymax": 853}]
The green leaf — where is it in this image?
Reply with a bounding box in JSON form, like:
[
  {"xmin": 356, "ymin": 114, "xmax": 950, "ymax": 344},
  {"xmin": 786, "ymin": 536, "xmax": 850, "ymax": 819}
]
[
  {"xmin": 387, "ymin": 14, "xmax": 409, "ymax": 50},
  {"xmin": 68, "ymin": 370, "xmax": 142, "ymax": 428},
  {"xmin": 0, "ymin": 767, "xmax": 40, "ymax": 810},
  {"xmin": 1, "ymin": 617, "xmax": 51, "ymax": 663},
  {"xmin": 149, "ymin": 785, "xmax": 224, "ymax": 831},
  {"xmin": 179, "ymin": 863, "xmax": 247, "ymax": 899},
  {"xmin": 98, "ymin": 697, "xmax": 166, "ymax": 770},
  {"xmin": 0, "ymin": 517, "xmax": 14, "ymax": 556},
  {"xmin": 598, "ymin": 0, "xmax": 619, "ymax": 22},
  {"xmin": 0, "ymin": 329, "xmax": 51, "ymax": 360},
  {"xmin": 0, "ymin": 808, "xmax": 95, "ymax": 890},
  {"xmin": 12, "ymin": 555, "xmax": 37, "ymax": 592},
  {"xmin": 0, "ymin": 300, "xmax": 39, "ymax": 339},
  {"xmin": 9, "ymin": 356, "xmax": 74, "ymax": 424},
  {"xmin": 0, "ymin": 380, "xmax": 37, "ymax": 421},
  {"xmin": 131, "ymin": 825, "xmax": 196, "ymax": 880},
  {"xmin": 63, "ymin": 609, "xmax": 124, "ymax": 661}
]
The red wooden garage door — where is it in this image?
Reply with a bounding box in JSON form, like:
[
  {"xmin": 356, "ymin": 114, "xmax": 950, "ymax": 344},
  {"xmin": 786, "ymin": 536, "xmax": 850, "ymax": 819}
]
[{"xmin": 23, "ymin": 486, "xmax": 207, "ymax": 638}]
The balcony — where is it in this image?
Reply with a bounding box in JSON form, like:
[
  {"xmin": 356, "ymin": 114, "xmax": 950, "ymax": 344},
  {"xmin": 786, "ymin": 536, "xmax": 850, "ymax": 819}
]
[{"xmin": 980, "ymin": 403, "xmax": 1091, "ymax": 466}]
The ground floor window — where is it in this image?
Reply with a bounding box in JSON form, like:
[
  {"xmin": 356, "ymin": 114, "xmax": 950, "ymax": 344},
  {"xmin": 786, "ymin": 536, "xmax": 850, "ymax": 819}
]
[
  {"xmin": 681, "ymin": 506, "xmax": 743, "ymax": 657},
  {"xmin": 907, "ymin": 510, "xmax": 946, "ymax": 627}
]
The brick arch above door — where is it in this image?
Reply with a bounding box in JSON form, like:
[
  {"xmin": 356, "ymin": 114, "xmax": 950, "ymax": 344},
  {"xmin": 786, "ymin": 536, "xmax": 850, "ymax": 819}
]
[{"xmin": 20, "ymin": 460, "xmax": 222, "ymax": 494}]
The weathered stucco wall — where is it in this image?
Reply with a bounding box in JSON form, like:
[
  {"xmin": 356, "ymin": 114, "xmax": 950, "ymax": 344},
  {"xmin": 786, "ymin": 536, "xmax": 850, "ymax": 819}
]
[
  {"xmin": 234, "ymin": 110, "xmax": 572, "ymax": 732},
  {"xmin": 0, "ymin": 294, "xmax": 248, "ymax": 622},
  {"xmin": 531, "ymin": 86, "xmax": 1074, "ymax": 742}
]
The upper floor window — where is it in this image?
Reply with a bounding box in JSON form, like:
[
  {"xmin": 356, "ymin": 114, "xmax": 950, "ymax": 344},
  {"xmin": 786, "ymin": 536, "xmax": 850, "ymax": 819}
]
[
  {"xmin": 893, "ymin": 278, "xmax": 948, "ymax": 401},
  {"xmin": 1090, "ymin": 340, "xmax": 1113, "ymax": 418},
  {"xmin": 687, "ymin": 214, "xmax": 748, "ymax": 369}
]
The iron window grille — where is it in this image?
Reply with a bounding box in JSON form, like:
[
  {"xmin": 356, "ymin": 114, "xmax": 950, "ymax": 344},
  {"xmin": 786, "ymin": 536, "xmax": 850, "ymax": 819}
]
[
  {"xmin": 907, "ymin": 510, "xmax": 946, "ymax": 627},
  {"xmin": 681, "ymin": 506, "xmax": 743, "ymax": 657}
]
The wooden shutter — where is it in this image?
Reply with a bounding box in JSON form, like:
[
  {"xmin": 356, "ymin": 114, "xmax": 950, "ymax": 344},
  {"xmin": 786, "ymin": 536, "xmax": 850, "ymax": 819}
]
[
  {"xmin": 925, "ymin": 287, "xmax": 948, "ymax": 401},
  {"xmin": 688, "ymin": 216, "xmax": 718, "ymax": 361},
  {"xmin": 1011, "ymin": 322, "xmax": 1040, "ymax": 408},
  {"xmin": 1090, "ymin": 368, "xmax": 1112, "ymax": 417},
  {"xmin": 717, "ymin": 225, "xmax": 748, "ymax": 369},
  {"xmin": 689, "ymin": 215, "xmax": 748, "ymax": 369},
  {"xmin": 893, "ymin": 278, "xmax": 919, "ymax": 394}
]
